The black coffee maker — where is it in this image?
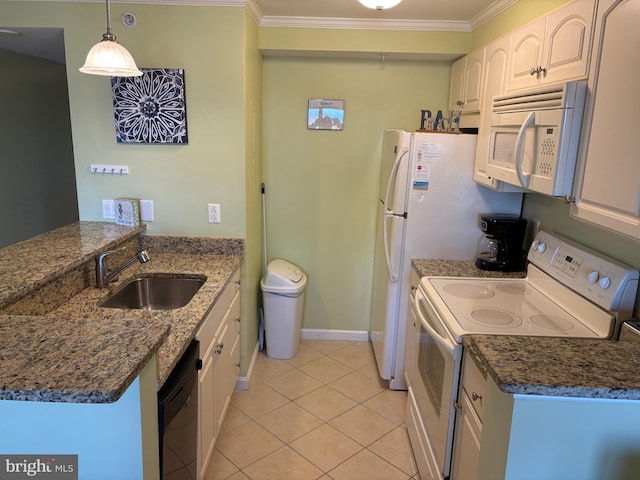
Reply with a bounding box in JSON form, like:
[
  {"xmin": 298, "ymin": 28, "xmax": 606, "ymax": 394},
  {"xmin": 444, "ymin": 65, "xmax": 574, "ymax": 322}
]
[{"xmin": 475, "ymin": 214, "xmax": 527, "ymax": 272}]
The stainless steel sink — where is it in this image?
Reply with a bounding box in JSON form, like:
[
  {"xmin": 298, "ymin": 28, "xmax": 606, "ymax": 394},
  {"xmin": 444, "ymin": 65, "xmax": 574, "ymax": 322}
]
[{"xmin": 100, "ymin": 276, "xmax": 205, "ymax": 310}]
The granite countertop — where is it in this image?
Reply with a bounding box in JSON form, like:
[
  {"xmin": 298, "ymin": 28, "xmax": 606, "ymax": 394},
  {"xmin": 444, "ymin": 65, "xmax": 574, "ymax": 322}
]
[
  {"xmin": 0, "ymin": 222, "xmax": 145, "ymax": 309},
  {"xmin": 49, "ymin": 251, "xmax": 242, "ymax": 390},
  {"xmin": 412, "ymin": 258, "xmax": 526, "ymax": 280},
  {"xmin": 0, "ymin": 314, "xmax": 169, "ymax": 403},
  {"xmin": 464, "ymin": 335, "xmax": 640, "ymax": 400},
  {"xmin": 0, "ymin": 222, "xmax": 243, "ymax": 403}
]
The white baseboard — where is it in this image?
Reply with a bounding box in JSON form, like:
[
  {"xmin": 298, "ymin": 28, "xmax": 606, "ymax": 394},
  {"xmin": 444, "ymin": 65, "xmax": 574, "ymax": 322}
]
[
  {"xmin": 234, "ymin": 330, "xmax": 370, "ymax": 391},
  {"xmin": 301, "ymin": 328, "xmax": 370, "ymax": 342},
  {"xmin": 235, "ymin": 340, "xmax": 260, "ymax": 391}
]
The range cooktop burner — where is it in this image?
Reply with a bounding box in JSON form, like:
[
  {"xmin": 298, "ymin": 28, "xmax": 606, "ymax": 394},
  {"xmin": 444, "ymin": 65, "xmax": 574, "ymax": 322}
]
[
  {"xmin": 530, "ymin": 315, "xmax": 575, "ymax": 331},
  {"xmin": 442, "ymin": 283, "xmax": 495, "ymax": 299},
  {"xmin": 469, "ymin": 308, "xmax": 522, "ymax": 327},
  {"xmin": 496, "ymin": 283, "xmax": 531, "ymax": 295}
]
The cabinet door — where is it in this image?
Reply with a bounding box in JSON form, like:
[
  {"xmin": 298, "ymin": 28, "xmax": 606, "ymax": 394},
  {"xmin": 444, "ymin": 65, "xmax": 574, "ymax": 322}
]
[
  {"xmin": 541, "ymin": 0, "xmax": 595, "ymax": 85},
  {"xmin": 506, "ymin": 17, "xmax": 546, "ymax": 91},
  {"xmin": 571, "ymin": 0, "xmax": 640, "ymax": 240},
  {"xmin": 463, "ymin": 48, "xmax": 485, "ymax": 113},
  {"xmin": 198, "ymin": 349, "xmax": 218, "ymax": 479},
  {"xmin": 216, "ymin": 291, "xmax": 240, "ymax": 434},
  {"xmin": 474, "ymin": 36, "xmax": 510, "ymax": 189},
  {"xmin": 450, "ymin": 389, "xmax": 482, "ymax": 480},
  {"xmin": 448, "ymin": 56, "xmax": 466, "ymax": 111}
]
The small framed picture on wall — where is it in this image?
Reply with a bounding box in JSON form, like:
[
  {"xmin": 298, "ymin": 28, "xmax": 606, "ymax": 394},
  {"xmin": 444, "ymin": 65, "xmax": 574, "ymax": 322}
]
[{"xmin": 307, "ymin": 99, "xmax": 344, "ymax": 131}]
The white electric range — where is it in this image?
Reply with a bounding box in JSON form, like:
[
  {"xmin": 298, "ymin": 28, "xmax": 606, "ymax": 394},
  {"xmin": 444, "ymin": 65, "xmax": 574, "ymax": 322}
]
[{"xmin": 406, "ymin": 230, "xmax": 639, "ymax": 480}]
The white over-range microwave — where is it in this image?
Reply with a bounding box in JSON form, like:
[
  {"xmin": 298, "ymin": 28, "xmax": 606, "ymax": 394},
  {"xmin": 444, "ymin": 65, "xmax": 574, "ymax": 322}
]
[{"xmin": 485, "ymin": 81, "xmax": 587, "ymax": 198}]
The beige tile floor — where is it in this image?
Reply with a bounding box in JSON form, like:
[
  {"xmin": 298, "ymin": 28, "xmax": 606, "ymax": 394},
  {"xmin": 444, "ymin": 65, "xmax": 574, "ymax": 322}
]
[{"xmin": 204, "ymin": 339, "xmax": 419, "ymax": 480}]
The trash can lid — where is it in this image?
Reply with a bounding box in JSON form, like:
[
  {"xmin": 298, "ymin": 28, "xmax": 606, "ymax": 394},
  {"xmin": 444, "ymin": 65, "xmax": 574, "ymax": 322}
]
[{"xmin": 261, "ymin": 259, "xmax": 307, "ymax": 293}]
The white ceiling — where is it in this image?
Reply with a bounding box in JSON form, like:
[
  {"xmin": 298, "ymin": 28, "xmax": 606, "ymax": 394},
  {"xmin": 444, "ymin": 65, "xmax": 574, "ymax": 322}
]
[
  {"xmin": 253, "ymin": 0, "xmax": 515, "ymax": 29},
  {"xmin": 0, "ymin": 0, "xmax": 516, "ymax": 64}
]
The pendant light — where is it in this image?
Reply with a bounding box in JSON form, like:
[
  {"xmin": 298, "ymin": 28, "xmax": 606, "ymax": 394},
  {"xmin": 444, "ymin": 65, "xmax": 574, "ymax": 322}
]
[
  {"xmin": 358, "ymin": 0, "xmax": 402, "ymax": 10},
  {"xmin": 79, "ymin": 0, "xmax": 142, "ymax": 77}
]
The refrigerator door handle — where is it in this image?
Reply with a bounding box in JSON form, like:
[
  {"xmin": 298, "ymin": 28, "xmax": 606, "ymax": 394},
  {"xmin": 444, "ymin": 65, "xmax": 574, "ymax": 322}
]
[
  {"xmin": 383, "ymin": 214, "xmax": 398, "ymax": 282},
  {"xmin": 382, "ymin": 147, "xmax": 408, "ymax": 282},
  {"xmin": 384, "ymin": 148, "xmax": 409, "ymax": 215}
]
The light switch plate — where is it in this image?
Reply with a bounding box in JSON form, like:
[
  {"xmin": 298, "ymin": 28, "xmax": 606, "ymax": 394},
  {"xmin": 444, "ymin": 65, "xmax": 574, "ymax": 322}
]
[
  {"xmin": 102, "ymin": 200, "xmax": 115, "ymax": 219},
  {"xmin": 140, "ymin": 200, "xmax": 154, "ymax": 222}
]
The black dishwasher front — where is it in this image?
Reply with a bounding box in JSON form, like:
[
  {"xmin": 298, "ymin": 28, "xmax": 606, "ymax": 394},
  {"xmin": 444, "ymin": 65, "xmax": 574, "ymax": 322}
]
[{"xmin": 158, "ymin": 339, "xmax": 199, "ymax": 479}]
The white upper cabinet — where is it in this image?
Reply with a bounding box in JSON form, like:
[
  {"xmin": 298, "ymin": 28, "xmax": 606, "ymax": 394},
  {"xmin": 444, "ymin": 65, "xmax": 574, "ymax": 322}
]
[
  {"xmin": 463, "ymin": 48, "xmax": 485, "ymax": 113},
  {"xmin": 506, "ymin": 0, "xmax": 595, "ymax": 91},
  {"xmin": 474, "ymin": 36, "xmax": 523, "ymax": 191},
  {"xmin": 448, "ymin": 48, "xmax": 485, "ymax": 114},
  {"xmin": 571, "ymin": 0, "xmax": 640, "ymax": 241},
  {"xmin": 448, "ymin": 56, "xmax": 466, "ymax": 112}
]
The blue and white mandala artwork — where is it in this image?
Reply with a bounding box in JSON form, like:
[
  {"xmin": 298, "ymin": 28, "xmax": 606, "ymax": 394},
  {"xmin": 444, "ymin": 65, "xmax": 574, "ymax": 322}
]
[{"xmin": 111, "ymin": 68, "xmax": 188, "ymax": 144}]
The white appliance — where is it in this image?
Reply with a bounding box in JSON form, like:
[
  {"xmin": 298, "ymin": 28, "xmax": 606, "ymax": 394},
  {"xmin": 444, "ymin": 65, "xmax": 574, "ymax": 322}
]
[
  {"xmin": 369, "ymin": 129, "xmax": 523, "ymax": 390},
  {"xmin": 485, "ymin": 81, "xmax": 587, "ymax": 198},
  {"xmin": 407, "ymin": 230, "xmax": 639, "ymax": 479}
]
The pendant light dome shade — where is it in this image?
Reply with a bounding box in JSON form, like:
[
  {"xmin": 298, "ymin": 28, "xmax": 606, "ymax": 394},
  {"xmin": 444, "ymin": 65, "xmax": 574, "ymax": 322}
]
[
  {"xmin": 79, "ymin": 0, "xmax": 142, "ymax": 77},
  {"xmin": 358, "ymin": 0, "xmax": 402, "ymax": 10},
  {"xmin": 79, "ymin": 33, "xmax": 142, "ymax": 76}
]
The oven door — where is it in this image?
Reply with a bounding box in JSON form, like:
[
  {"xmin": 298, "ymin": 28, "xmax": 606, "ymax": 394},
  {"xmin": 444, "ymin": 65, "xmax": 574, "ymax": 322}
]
[{"xmin": 412, "ymin": 286, "xmax": 462, "ymax": 478}]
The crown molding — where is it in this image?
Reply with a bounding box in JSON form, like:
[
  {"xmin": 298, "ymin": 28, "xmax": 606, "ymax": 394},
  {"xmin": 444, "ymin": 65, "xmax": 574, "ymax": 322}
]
[
  {"xmin": 469, "ymin": 0, "xmax": 519, "ymax": 30},
  {"xmin": 259, "ymin": 15, "xmax": 472, "ymax": 31}
]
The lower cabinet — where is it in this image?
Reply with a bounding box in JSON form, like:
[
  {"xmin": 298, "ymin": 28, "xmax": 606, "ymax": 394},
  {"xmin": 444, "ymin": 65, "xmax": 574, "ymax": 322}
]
[
  {"xmin": 451, "ymin": 352, "xmax": 485, "ymax": 480},
  {"xmin": 196, "ymin": 269, "xmax": 241, "ymax": 479}
]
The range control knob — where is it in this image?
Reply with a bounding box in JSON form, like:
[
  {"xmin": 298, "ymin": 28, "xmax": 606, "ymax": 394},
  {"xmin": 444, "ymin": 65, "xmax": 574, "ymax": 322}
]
[
  {"xmin": 599, "ymin": 276, "xmax": 611, "ymax": 289},
  {"xmin": 532, "ymin": 240, "xmax": 540, "ymax": 250},
  {"xmin": 588, "ymin": 271, "xmax": 599, "ymax": 283},
  {"xmin": 537, "ymin": 242, "xmax": 546, "ymax": 254}
]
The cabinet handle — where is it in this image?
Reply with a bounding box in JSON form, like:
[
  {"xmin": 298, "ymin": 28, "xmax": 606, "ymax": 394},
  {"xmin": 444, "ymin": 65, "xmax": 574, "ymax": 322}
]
[
  {"xmin": 235, "ymin": 280, "xmax": 241, "ymax": 285},
  {"xmin": 216, "ymin": 343, "xmax": 224, "ymax": 355},
  {"xmin": 235, "ymin": 317, "xmax": 241, "ymax": 323},
  {"xmin": 530, "ymin": 66, "xmax": 547, "ymax": 76},
  {"xmin": 472, "ymin": 392, "xmax": 483, "ymax": 401},
  {"xmin": 454, "ymin": 402, "xmax": 462, "ymax": 410}
]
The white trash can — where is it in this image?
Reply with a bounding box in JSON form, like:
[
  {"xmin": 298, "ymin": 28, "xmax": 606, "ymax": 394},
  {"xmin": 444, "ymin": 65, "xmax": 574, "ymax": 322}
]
[{"xmin": 260, "ymin": 259, "xmax": 307, "ymax": 359}]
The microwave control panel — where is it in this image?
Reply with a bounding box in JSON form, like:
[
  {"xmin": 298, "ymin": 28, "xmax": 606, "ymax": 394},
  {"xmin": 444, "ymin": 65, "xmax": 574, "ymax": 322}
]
[{"xmin": 536, "ymin": 127, "xmax": 558, "ymax": 178}]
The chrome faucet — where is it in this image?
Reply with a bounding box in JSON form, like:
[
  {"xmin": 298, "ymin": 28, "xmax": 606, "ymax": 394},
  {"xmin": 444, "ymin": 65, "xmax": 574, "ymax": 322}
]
[{"xmin": 96, "ymin": 247, "xmax": 151, "ymax": 288}]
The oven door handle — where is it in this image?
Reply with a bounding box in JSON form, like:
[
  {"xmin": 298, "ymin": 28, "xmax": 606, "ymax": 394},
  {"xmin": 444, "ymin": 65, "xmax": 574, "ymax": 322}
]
[{"xmin": 415, "ymin": 290, "xmax": 456, "ymax": 355}]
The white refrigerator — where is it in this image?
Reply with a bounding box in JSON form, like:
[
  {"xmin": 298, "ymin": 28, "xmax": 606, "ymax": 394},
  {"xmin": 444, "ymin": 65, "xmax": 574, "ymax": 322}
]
[{"xmin": 369, "ymin": 129, "xmax": 523, "ymax": 390}]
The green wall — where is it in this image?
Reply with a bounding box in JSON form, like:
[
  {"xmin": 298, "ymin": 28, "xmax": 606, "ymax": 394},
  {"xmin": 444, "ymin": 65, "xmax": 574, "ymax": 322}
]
[
  {"xmin": 263, "ymin": 56, "xmax": 451, "ymax": 331},
  {"xmin": 242, "ymin": 11, "xmax": 264, "ymax": 368},
  {"xmin": 0, "ymin": 48, "xmax": 78, "ymax": 248}
]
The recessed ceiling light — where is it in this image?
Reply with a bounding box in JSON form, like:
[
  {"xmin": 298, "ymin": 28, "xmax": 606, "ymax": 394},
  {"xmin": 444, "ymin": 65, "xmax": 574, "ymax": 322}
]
[{"xmin": 358, "ymin": 0, "xmax": 402, "ymax": 10}]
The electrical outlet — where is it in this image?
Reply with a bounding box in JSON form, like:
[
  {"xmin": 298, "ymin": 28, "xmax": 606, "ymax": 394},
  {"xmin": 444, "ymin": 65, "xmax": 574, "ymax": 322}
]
[
  {"xmin": 102, "ymin": 200, "xmax": 115, "ymax": 219},
  {"xmin": 208, "ymin": 203, "xmax": 221, "ymax": 224}
]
